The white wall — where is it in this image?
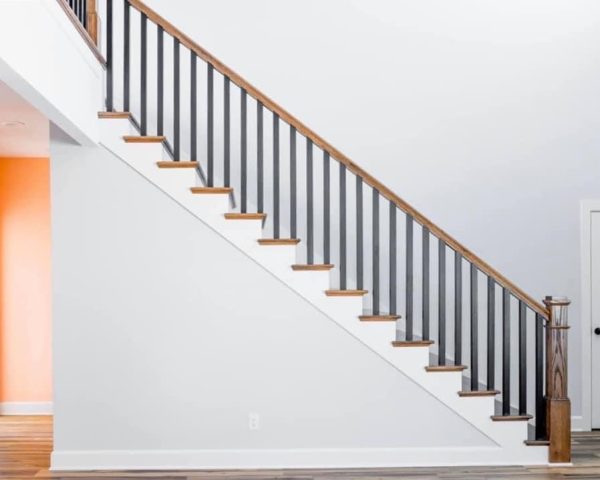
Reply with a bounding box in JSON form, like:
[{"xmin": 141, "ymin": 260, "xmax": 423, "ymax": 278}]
[
  {"xmin": 0, "ymin": 0, "xmax": 104, "ymax": 145},
  {"xmin": 50, "ymin": 138, "xmax": 494, "ymax": 469},
  {"xmin": 140, "ymin": 0, "xmax": 600, "ymax": 427}
]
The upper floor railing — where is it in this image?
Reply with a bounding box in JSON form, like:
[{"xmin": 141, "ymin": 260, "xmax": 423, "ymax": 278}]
[{"xmin": 57, "ymin": 0, "xmax": 101, "ymax": 57}]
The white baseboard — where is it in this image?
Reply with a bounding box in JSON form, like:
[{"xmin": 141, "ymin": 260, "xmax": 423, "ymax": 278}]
[
  {"xmin": 0, "ymin": 402, "xmax": 53, "ymax": 415},
  {"xmin": 50, "ymin": 445, "xmax": 549, "ymax": 471},
  {"xmin": 571, "ymin": 415, "xmax": 587, "ymax": 432}
]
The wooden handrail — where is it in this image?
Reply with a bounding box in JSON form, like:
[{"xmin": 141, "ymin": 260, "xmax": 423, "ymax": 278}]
[
  {"xmin": 86, "ymin": 0, "xmax": 99, "ymax": 45},
  {"xmin": 129, "ymin": 0, "xmax": 549, "ymax": 318}
]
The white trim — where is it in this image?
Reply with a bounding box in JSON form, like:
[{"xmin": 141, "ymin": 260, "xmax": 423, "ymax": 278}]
[
  {"xmin": 579, "ymin": 200, "xmax": 600, "ymax": 431},
  {"xmin": 0, "ymin": 402, "xmax": 53, "ymax": 415},
  {"xmin": 571, "ymin": 415, "xmax": 586, "ymax": 432},
  {"xmin": 50, "ymin": 445, "xmax": 549, "ymax": 471}
]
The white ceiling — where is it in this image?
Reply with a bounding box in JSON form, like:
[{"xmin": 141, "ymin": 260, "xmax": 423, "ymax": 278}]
[{"xmin": 0, "ymin": 80, "xmax": 49, "ymax": 157}]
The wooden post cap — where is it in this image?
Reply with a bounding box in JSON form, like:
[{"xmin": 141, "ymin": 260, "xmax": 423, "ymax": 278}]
[{"xmin": 543, "ymin": 296, "xmax": 571, "ymax": 307}]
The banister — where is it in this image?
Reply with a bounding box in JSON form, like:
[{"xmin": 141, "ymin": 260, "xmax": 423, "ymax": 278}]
[{"xmin": 128, "ymin": 0, "xmax": 549, "ymax": 319}]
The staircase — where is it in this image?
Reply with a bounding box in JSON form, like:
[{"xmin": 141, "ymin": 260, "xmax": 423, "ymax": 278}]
[{"xmin": 66, "ymin": 0, "xmax": 571, "ymax": 466}]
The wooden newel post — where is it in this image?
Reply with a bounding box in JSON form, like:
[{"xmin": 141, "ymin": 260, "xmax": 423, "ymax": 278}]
[
  {"xmin": 543, "ymin": 296, "xmax": 571, "ymax": 463},
  {"xmin": 86, "ymin": 0, "xmax": 99, "ymax": 45}
]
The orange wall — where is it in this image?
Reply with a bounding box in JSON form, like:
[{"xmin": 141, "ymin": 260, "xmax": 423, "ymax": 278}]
[{"xmin": 0, "ymin": 157, "xmax": 51, "ymax": 403}]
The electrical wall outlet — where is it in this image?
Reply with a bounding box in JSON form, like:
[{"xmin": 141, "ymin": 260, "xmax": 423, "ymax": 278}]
[{"xmin": 248, "ymin": 413, "xmax": 260, "ymax": 430}]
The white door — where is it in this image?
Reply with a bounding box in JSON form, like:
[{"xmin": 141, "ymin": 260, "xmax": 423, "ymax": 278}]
[{"xmin": 591, "ymin": 211, "xmax": 600, "ymax": 427}]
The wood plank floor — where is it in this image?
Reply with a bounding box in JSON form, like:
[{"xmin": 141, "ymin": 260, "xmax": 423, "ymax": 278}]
[{"xmin": 2, "ymin": 416, "xmax": 600, "ymax": 479}]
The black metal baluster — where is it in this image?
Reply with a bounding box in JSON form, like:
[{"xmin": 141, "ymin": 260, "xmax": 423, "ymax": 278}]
[
  {"xmin": 224, "ymin": 78, "xmax": 230, "ymax": 186},
  {"xmin": 487, "ymin": 278, "xmax": 496, "ymax": 391},
  {"xmin": 240, "ymin": 89, "xmax": 247, "ymax": 211},
  {"xmin": 190, "ymin": 52, "xmax": 197, "ymax": 161},
  {"xmin": 206, "ymin": 64, "xmax": 214, "ymax": 182},
  {"xmin": 306, "ymin": 139, "xmax": 313, "ymax": 258},
  {"xmin": 372, "ymin": 190, "xmax": 380, "ymax": 314},
  {"xmin": 257, "ymin": 103, "xmax": 264, "ymax": 212},
  {"xmin": 82, "ymin": 0, "xmax": 87, "ymax": 29},
  {"xmin": 122, "ymin": 0, "xmax": 129, "ymax": 112},
  {"xmin": 406, "ymin": 215, "xmax": 414, "ymax": 340},
  {"xmin": 422, "ymin": 226, "xmax": 430, "ymax": 340},
  {"xmin": 389, "ymin": 203, "xmax": 397, "ymax": 316},
  {"xmin": 438, "ymin": 240, "xmax": 446, "ymax": 364},
  {"xmin": 535, "ymin": 313, "xmax": 546, "ymax": 439},
  {"xmin": 273, "ymin": 114, "xmax": 280, "ymax": 237},
  {"xmin": 339, "ymin": 163, "xmax": 347, "ymax": 290},
  {"xmin": 156, "ymin": 26, "xmax": 163, "ymax": 135},
  {"xmin": 519, "ymin": 301, "xmax": 527, "ymax": 415},
  {"xmin": 289, "ymin": 126, "xmax": 296, "ymax": 234},
  {"xmin": 323, "ymin": 152, "xmax": 330, "ymax": 264},
  {"xmin": 454, "ymin": 252, "xmax": 462, "ymax": 367},
  {"xmin": 106, "ymin": 0, "xmax": 113, "ymax": 111},
  {"xmin": 502, "ymin": 288, "xmax": 511, "ymax": 416},
  {"xmin": 356, "ymin": 177, "xmax": 363, "ymax": 290},
  {"xmin": 140, "ymin": 13, "xmax": 147, "ymax": 134},
  {"xmin": 173, "ymin": 39, "xmax": 180, "ymax": 160},
  {"xmin": 470, "ymin": 264, "xmax": 478, "ymax": 385}
]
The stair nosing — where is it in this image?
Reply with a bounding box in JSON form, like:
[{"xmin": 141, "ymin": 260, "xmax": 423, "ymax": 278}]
[
  {"xmin": 98, "ymin": 111, "xmax": 131, "ymax": 119},
  {"xmin": 224, "ymin": 213, "xmax": 267, "ymax": 220},
  {"xmin": 258, "ymin": 238, "xmax": 301, "ymax": 245},
  {"xmin": 425, "ymin": 365, "xmax": 467, "ymax": 372},
  {"xmin": 157, "ymin": 161, "xmax": 198, "ymax": 169},
  {"xmin": 359, "ymin": 315, "xmax": 400, "ymax": 322},
  {"xmin": 123, "ymin": 135, "xmax": 166, "ymax": 143},
  {"xmin": 325, "ymin": 289, "xmax": 368, "ymax": 297},
  {"xmin": 457, "ymin": 390, "xmax": 500, "ymax": 397},
  {"xmin": 291, "ymin": 264, "xmax": 334, "ymax": 271},
  {"xmin": 190, "ymin": 186, "xmax": 233, "ymax": 194},
  {"xmin": 491, "ymin": 415, "xmax": 533, "ymax": 422},
  {"xmin": 392, "ymin": 340, "xmax": 433, "ymax": 347}
]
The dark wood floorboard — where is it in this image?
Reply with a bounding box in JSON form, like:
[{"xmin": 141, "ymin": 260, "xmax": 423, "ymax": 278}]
[{"xmin": 1, "ymin": 416, "xmax": 600, "ymax": 479}]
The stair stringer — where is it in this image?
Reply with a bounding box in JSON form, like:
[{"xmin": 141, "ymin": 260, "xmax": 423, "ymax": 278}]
[{"xmin": 98, "ymin": 117, "xmax": 548, "ymax": 465}]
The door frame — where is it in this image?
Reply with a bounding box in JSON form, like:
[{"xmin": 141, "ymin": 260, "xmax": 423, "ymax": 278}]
[{"xmin": 580, "ymin": 200, "xmax": 600, "ymax": 430}]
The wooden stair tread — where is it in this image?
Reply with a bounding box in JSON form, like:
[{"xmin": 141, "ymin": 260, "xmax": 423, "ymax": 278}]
[
  {"xmin": 123, "ymin": 135, "xmax": 166, "ymax": 143},
  {"xmin": 224, "ymin": 213, "xmax": 266, "ymax": 220},
  {"xmin": 325, "ymin": 289, "xmax": 368, "ymax": 297},
  {"xmin": 392, "ymin": 340, "xmax": 433, "ymax": 347},
  {"xmin": 292, "ymin": 264, "xmax": 334, "ymax": 271},
  {"xmin": 157, "ymin": 161, "xmax": 198, "ymax": 168},
  {"xmin": 190, "ymin": 186, "xmax": 232, "ymax": 194},
  {"xmin": 360, "ymin": 315, "xmax": 400, "ymax": 322},
  {"xmin": 98, "ymin": 111, "xmax": 131, "ymax": 119},
  {"xmin": 491, "ymin": 415, "xmax": 533, "ymax": 422},
  {"xmin": 524, "ymin": 439, "xmax": 550, "ymax": 446},
  {"xmin": 258, "ymin": 238, "xmax": 300, "ymax": 245},
  {"xmin": 458, "ymin": 390, "xmax": 500, "ymax": 397},
  {"xmin": 425, "ymin": 365, "xmax": 467, "ymax": 372}
]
